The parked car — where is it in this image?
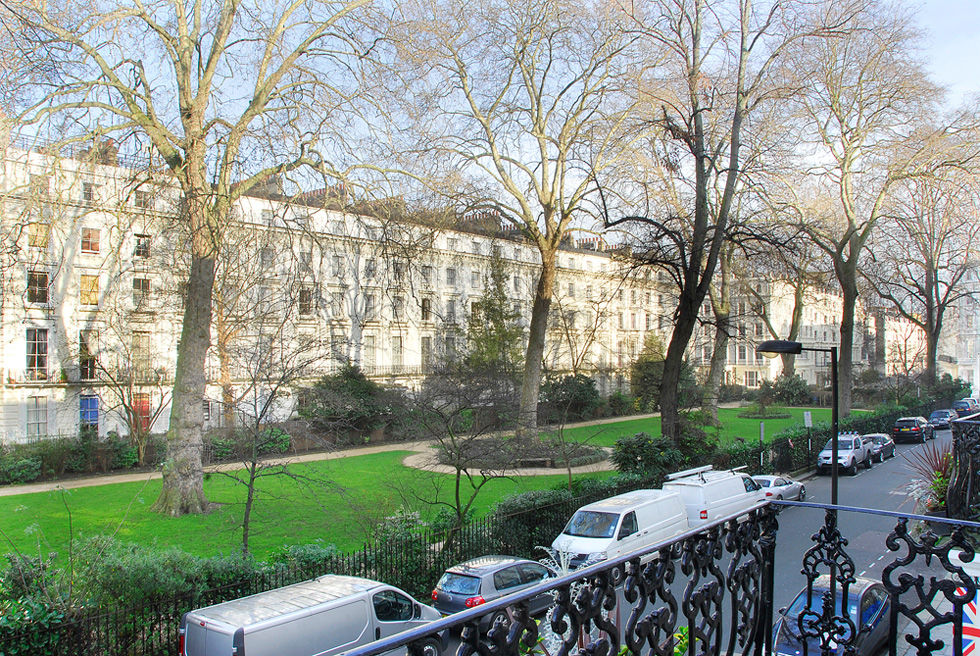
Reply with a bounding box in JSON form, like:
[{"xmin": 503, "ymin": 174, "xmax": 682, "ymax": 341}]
[
  {"xmin": 662, "ymin": 465, "xmax": 766, "ymax": 526},
  {"xmin": 431, "ymin": 556, "xmax": 556, "ymax": 631},
  {"xmin": 816, "ymin": 434, "xmax": 872, "ymax": 476},
  {"xmin": 952, "ymin": 398, "xmax": 980, "ymax": 418},
  {"xmin": 928, "ymin": 409, "xmax": 957, "ymax": 430},
  {"xmin": 551, "ymin": 489, "xmax": 688, "ymax": 569},
  {"xmin": 752, "ymin": 475, "xmax": 805, "ymax": 501},
  {"xmin": 865, "ymin": 433, "xmax": 895, "ymax": 462},
  {"xmin": 180, "ymin": 575, "xmax": 445, "ymax": 656},
  {"xmin": 772, "ymin": 575, "xmax": 890, "ymax": 656},
  {"xmin": 891, "ymin": 416, "xmax": 934, "ymax": 443}
]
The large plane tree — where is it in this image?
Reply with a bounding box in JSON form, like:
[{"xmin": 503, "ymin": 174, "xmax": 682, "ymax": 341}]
[{"xmin": 6, "ymin": 0, "xmax": 372, "ymax": 514}]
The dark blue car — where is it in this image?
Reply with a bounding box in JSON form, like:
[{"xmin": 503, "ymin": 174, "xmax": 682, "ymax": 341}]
[{"xmin": 773, "ymin": 576, "xmax": 890, "ymax": 656}]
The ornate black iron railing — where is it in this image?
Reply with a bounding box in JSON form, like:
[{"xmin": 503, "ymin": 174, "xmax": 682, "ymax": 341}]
[{"xmin": 342, "ymin": 501, "xmax": 980, "ymax": 656}]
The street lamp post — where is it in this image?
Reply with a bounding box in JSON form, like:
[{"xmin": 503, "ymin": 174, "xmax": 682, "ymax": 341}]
[{"xmin": 756, "ymin": 340, "xmax": 840, "ymax": 505}]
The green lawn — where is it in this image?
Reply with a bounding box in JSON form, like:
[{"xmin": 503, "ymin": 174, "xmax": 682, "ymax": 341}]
[
  {"xmin": 550, "ymin": 406, "xmax": 835, "ymax": 447},
  {"xmin": 0, "ymin": 406, "xmax": 834, "ymax": 564},
  {"xmin": 0, "ymin": 452, "xmax": 606, "ymax": 563}
]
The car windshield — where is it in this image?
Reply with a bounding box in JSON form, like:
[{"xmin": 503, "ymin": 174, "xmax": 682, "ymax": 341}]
[
  {"xmin": 825, "ymin": 439, "xmax": 853, "ymax": 450},
  {"xmin": 757, "ymin": 479, "xmax": 771, "ymax": 487},
  {"xmin": 563, "ymin": 510, "xmax": 619, "ymax": 538},
  {"xmin": 872, "ymin": 436, "xmax": 886, "ymax": 444},
  {"xmin": 436, "ymin": 572, "xmax": 481, "ymax": 595},
  {"xmin": 785, "ymin": 589, "xmax": 859, "ymax": 622},
  {"xmin": 930, "ymin": 412, "xmax": 947, "ymax": 419}
]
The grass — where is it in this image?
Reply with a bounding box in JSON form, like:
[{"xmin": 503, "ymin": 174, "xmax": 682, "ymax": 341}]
[
  {"xmin": 548, "ymin": 406, "xmax": 835, "ymax": 447},
  {"xmin": 0, "ymin": 405, "xmax": 836, "ymax": 564},
  {"xmin": 0, "ymin": 452, "xmax": 608, "ymax": 563}
]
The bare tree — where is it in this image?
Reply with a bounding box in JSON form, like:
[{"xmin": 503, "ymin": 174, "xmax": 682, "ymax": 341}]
[
  {"xmin": 387, "ymin": 0, "xmax": 639, "ymax": 434},
  {"xmin": 212, "ymin": 271, "xmax": 338, "ymax": 554},
  {"xmin": 865, "ymin": 172, "xmax": 980, "ymax": 385},
  {"xmin": 775, "ymin": 0, "xmax": 979, "ymax": 415},
  {"xmin": 607, "ymin": 0, "xmax": 839, "ymax": 439},
  {"xmin": 6, "ymin": 0, "xmax": 372, "ymax": 514}
]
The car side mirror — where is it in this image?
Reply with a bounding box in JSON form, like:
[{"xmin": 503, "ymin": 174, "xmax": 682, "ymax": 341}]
[
  {"xmin": 413, "ymin": 603, "xmax": 421, "ymax": 619},
  {"xmin": 778, "ymin": 607, "xmax": 787, "ymax": 616}
]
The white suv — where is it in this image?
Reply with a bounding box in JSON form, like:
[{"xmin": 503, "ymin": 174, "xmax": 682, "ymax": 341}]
[{"xmin": 816, "ymin": 433, "xmax": 872, "ymax": 476}]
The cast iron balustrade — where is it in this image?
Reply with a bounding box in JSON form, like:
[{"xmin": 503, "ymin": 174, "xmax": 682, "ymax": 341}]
[{"xmin": 342, "ymin": 501, "xmax": 980, "ymax": 656}]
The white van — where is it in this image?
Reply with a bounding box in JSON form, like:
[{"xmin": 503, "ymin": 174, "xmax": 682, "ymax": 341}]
[
  {"xmin": 551, "ymin": 489, "xmax": 689, "ymax": 568},
  {"xmin": 179, "ymin": 574, "xmax": 444, "ymax": 656},
  {"xmin": 662, "ymin": 465, "xmax": 766, "ymax": 527}
]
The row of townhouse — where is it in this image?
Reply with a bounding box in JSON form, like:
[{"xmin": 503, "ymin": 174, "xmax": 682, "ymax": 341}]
[
  {"xmin": 0, "ymin": 140, "xmax": 676, "ymax": 442},
  {"xmin": 687, "ymin": 280, "xmax": 934, "ymax": 390}
]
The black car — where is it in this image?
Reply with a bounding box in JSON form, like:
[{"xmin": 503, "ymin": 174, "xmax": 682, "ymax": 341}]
[
  {"xmin": 773, "ymin": 576, "xmax": 890, "ymax": 656},
  {"xmin": 891, "ymin": 416, "xmax": 934, "ymax": 443},
  {"xmin": 928, "ymin": 409, "xmax": 957, "ymax": 430},
  {"xmin": 952, "ymin": 399, "xmax": 980, "ymax": 418},
  {"xmin": 431, "ymin": 556, "xmax": 556, "ymax": 631}
]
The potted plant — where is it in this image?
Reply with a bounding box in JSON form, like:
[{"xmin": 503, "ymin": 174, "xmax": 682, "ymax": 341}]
[{"xmin": 904, "ymin": 441, "xmax": 953, "ymax": 533}]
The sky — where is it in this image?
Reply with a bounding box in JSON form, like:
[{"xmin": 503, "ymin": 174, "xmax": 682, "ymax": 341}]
[{"xmin": 915, "ymin": 0, "xmax": 980, "ymax": 107}]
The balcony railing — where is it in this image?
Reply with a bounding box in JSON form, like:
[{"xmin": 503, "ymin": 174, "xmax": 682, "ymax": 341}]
[{"xmin": 343, "ymin": 500, "xmax": 980, "ymax": 656}]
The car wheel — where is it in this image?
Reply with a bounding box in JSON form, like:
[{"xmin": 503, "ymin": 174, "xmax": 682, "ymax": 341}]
[
  {"xmin": 798, "ymin": 486, "xmax": 806, "ymax": 501},
  {"xmin": 486, "ymin": 611, "xmax": 508, "ymax": 635},
  {"xmin": 776, "ymin": 494, "xmax": 783, "ymax": 500},
  {"xmin": 848, "ymin": 460, "xmax": 858, "ymax": 476},
  {"xmin": 418, "ymin": 638, "xmax": 442, "ymax": 656},
  {"xmin": 865, "ymin": 455, "xmax": 873, "ymax": 469}
]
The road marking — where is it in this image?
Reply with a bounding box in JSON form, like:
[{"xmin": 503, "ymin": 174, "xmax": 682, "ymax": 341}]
[{"xmin": 860, "ymin": 570, "xmax": 867, "ymax": 576}]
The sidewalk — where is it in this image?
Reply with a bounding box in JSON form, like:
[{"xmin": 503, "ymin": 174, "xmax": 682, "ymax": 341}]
[{"xmin": 0, "ymin": 412, "xmax": 663, "ymax": 497}]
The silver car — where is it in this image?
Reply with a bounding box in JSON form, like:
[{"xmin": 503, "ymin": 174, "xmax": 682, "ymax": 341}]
[
  {"xmin": 816, "ymin": 435, "xmax": 872, "ymax": 476},
  {"xmin": 752, "ymin": 475, "xmax": 805, "ymax": 501},
  {"xmin": 431, "ymin": 556, "xmax": 555, "ymax": 631}
]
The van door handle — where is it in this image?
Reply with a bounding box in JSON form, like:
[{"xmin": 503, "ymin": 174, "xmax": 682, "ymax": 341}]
[{"xmin": 376, "ymin": 628, "xmax": 381, "ymax": 640}]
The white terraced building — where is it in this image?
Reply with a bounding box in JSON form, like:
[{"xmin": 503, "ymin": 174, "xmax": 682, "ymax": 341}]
[
  {"xmin": 0, "ymin": 139, "xmax": 676, "ymax": 443},
  {"xmin": 0, "ymin": 136, "xmax": 948, "ymax": 444}
]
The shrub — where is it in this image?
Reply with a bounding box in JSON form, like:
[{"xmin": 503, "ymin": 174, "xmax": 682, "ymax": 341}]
[
  {"xmin": 0, "ymin": 455, "xmax": 41, "ymax": 484},
  {"xmin": 540, "ymin": 374, "xmax": 601, "ymax": 422},
  {"xmin": 299, "ymin": 365, "xmax": 407, "ymax": 438},
  {"xmin": 491, "ymin": 489, "xmax": 575, "ymax": 556},
  {"xmin": 606, "ymin": 391, "xmax": 635, "ymax": 417},
  {"xmin": 771, "ymin": 374, "xmax": 812, "ymax": 405},
  {"xmin": 611, "ymin": 432, "xmax": 683, "ymax": 483}
]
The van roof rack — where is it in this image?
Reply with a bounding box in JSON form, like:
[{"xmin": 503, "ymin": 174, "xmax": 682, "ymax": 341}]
[
  {"xmin": 666, "ymin": 465, "xmax": 713, "ymax": 481},
  {"xmin": 730, "ymin": 466, "xmax": 747, "ymax": 473}
]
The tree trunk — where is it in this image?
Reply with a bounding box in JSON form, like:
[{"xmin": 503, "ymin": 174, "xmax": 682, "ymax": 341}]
[
  {"xmin": 703, "ymin": 316, "xmax": 730, "ymax": 425},
  {"xmin": 242, "ymin": 462, "xmax": 258, "ymax": 554},
  {"xmin": 153, "ymin": 247, "xmax": 217, "ymax": 515},
  {"xmin": 925, "ymin": 328, "xmax": 939, "ymax": 386},
  {"xmin": 703, "ymin": 249, "xmax": 732, "ymax": 424},
  {"xmin": 838, "ymin": 266, "xmax": 858, "ymax": 417},
  {"xmin": 517, "ymin": 251, "xmax": 557, "ymax": 435},
  {"xmin": 660, "ymin": 291, "xmax": 701, "ymax": 440}
]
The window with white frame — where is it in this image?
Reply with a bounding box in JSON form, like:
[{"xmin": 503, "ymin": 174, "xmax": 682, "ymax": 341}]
[
  {"xmin": 391, "ymin": 336, "xmax": 403, "ymax": 367},
  {"xmin": 133, "ymin": 278, "xmax": 150, "ymax": 310},
  {"xmin": 80, "ymin": 395, "xmax": 99, "ymax": 432},
  {"xmin": 446, "ymin": 268, "xmax": 457, "ymax": 286},
  {"xmin": 28, "ymin": 223, "xmax": 50, "ymax": 248},
  {"xmin": 79, "ymin": 331, "xmax": 97, "ymax": 381},
  {"xmin": 80, "ymin": 275, "xmax": 99, "ymax": 306},
  {"xmin": 27, "ymin": 270, "xmax": 49, "ymax": 304},
  {"xmin": 299, "ymin": 286, "xmax": 315, "ymax": 316},
  {"xmin": 27, "ymin": 396, "xmax": 47, "ymax": 438},
  {"xmin": 25, "ymin": 328, "xmax": 48, "ymax": 380},
  {"xmin": 134, "ymin": 234, "xmax": 151, "ymax": 258},
  {"xmin": 81, "ymin": 228, "xmax": 100, "ymax": 254},
  {"xmin": 132, "ymin": 331, "xmax": 151, "ymax": 378},
  {"xmin": 135, "ymin": 189, "xmax": 152, "ymax": 209}
]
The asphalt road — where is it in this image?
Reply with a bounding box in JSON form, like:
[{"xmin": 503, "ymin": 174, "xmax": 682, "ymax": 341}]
[
  {"xmin": 770, "ymin": 428, "xmax": 953, "ymax": 611},
  {"xmin": 440, "ymin": 429, "xmax": 953, "ymax": 654}
]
